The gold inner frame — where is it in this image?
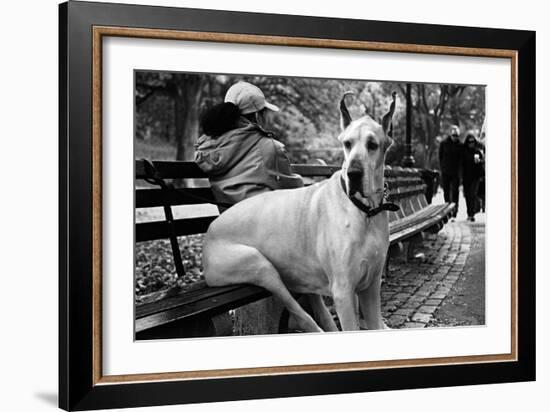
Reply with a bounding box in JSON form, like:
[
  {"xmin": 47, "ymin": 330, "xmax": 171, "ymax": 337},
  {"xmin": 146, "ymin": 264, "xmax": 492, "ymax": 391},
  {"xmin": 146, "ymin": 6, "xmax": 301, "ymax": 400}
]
[{"xmin": 91, "ymin": 26, "xmax": 518, "ymax": 385}]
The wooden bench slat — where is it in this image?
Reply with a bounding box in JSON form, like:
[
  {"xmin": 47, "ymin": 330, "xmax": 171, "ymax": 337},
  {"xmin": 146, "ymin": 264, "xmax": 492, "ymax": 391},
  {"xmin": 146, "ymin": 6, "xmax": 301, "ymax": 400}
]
[
  {"xmin": 290, "ymin": 164, "xmax": 340, "ymax": 177},
  {"xmin": 137, "ymin": 284, "xmax": 242, "ymax": 318},
  {"xmin": 136, "ymin": 188, "xmax": 216, "ymax": 208},
  {"xmin": 390, "ymin": 204, "xmax": 448, "ymax": 233},
  {"xmin": 389, "ymin": 203, "xmax": 454, "ymax": 244},
  {"xmin": 136, "ymin": 160, "xmax": 207, "ymax": 179},
  {"xmin": 390, "ymin": 213, "xmax": 445, "ymax": 244},
  {"xmin": 136, "ymin": 216, "xmax": 216, "ymax": 242},
  {"xmin": 387, "ymin": 187, "xmax": 426, "ymax": 202},
  {"xmin": 386, "ymin": 179, "xmax": 424, "ymax": 189},
  {"xmin": 135, "ymin": 160, "xmax": 429, "ymax": 181},
  {"xmin": 135, "ymin": 284, "xmax": 270, "ymax": 333},
  {"xmin": 136, "ymin": 161, "xmax": 343, "ymax": 180}
]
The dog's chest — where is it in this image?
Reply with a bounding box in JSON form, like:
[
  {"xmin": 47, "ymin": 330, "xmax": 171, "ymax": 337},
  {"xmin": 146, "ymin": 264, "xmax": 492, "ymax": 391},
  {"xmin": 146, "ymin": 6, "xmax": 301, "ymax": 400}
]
[
  {"xmin": 354, "ymin": 227, "xmax": 387, "ymax": 264},
  {"xmin": 333, "ymin": 217, "xmax": 389, "ymax": 287}
]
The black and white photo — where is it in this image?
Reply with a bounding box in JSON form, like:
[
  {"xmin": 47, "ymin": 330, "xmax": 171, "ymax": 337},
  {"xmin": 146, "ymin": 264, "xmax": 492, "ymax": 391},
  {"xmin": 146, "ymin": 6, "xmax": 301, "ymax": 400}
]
[{"xmin": 134, "ymin": 71, "xmax": 487, "ymax": 339}]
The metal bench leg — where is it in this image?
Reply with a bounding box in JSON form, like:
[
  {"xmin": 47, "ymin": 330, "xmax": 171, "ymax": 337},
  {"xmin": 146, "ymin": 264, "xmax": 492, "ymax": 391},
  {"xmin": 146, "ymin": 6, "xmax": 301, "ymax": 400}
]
[
  {"xmin": 388, "ymin": 242, "xmax": 407, "ymax": 263},
  {"xmin": 406, "ymin": 233, "xmax": 425, "ymax": 260},
  {"xmin": 278, "ymin": 309, "xmax": 290, "ymax": 333}
]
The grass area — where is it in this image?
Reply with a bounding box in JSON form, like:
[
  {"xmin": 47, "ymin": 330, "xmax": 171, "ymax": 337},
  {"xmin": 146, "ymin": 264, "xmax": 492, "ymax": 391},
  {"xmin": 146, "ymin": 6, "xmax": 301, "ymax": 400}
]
[
  {"xmin": 135, "ymin": 138, "xmax": 177, "ymax": 161},
  {"xmin": 135, "ymin": 235, "xmax": 204, "ymax": 303}
]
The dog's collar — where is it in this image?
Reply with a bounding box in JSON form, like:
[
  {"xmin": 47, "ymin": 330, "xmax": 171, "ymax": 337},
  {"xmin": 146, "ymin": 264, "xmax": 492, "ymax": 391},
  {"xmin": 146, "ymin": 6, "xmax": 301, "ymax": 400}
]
[{"xmin": 339, "ymin": 175, "xmax": 400, "ymax": 218}]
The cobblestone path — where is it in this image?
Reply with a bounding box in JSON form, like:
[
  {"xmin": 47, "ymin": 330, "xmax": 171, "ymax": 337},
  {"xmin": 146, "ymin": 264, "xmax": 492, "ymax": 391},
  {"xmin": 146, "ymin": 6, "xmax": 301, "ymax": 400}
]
[{"xmin": 380, "ymin": 221, "xmax": 483, "ymax": 329}]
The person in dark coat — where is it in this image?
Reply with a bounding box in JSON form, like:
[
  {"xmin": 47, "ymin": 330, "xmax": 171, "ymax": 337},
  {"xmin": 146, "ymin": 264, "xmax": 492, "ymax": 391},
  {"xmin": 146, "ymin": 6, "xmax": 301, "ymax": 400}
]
[
  {"xmin": 438, "ymin": 125, "xmax": 463, "ymax": 217},
  {"xmin": 195, "ymin": 81, "xmax": 303, "ymax": 207},
  {"xmin": 477, "ymin": 129, "xmax": 486, "ymax": 213},
  {"xmin": 462, "ymin": 133, "xmax": 485, "ymax": 221}
]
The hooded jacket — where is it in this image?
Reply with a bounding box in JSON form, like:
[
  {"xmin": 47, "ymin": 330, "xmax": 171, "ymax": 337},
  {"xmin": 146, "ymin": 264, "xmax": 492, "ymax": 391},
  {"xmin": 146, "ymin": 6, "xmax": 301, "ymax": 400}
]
[{"xmin": 194, "ymin": 117, "xmax": 303, "ymax": 205}]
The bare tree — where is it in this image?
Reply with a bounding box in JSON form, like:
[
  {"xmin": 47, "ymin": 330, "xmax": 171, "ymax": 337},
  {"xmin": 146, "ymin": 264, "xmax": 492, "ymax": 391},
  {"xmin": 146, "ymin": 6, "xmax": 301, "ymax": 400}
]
[
  {"xmin": 173, "ymin": 73, "xmax": 203, "ymax": 161},
  {"xmin": 397, "ymin": 84, "xmax": 465, "ymax": 167},
  {"xmin": 136, "ymin": 72, "xmax": 204, "ymax": 161}
]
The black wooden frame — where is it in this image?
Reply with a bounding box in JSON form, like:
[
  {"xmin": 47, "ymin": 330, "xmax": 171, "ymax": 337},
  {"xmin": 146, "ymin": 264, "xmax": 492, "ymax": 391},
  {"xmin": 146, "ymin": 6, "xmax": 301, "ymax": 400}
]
[{"xmin": 59, "ymin": 1, "xmax": 536, "ymax": 410}]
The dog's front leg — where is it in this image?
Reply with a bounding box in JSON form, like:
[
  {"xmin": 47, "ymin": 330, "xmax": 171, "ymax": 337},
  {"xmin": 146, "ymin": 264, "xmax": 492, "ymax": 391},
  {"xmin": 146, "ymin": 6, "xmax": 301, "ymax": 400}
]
[
  {"xmin": 358, "ymin": 275, "xmax": 387, "ymax": 330},
  {"xmin": 332, "ymin": 285, "xmax": 359, "ymax": 331}
]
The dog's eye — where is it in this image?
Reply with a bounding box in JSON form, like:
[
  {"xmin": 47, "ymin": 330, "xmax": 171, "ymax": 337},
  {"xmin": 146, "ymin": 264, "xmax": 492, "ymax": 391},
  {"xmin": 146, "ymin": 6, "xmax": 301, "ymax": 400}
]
[
  {"xmin": 367, "ymin": 141, "xmax": 379, "ymax": 151},
  {"xmin": 343, "ymin": 141, "xmax": 351, "ymax": 150}
]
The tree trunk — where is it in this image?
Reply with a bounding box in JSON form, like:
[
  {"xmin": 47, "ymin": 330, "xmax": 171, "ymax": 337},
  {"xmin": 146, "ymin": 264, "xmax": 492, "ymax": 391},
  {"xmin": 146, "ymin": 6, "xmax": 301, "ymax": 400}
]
[
  {"xmin": 174, "ymin": 74, "xmax": 203, "ymax": 161},
  {"xmin": 449, "ymin": 94, "xmax": 461, "ymax": 127}
]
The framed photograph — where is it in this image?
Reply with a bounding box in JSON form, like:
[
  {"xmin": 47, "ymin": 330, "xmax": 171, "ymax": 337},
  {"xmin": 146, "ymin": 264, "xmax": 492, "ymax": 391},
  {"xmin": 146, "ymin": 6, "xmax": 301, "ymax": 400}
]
[{"xmin": 59, "ymin": 1, "xmax": 535, "ymax": 410}]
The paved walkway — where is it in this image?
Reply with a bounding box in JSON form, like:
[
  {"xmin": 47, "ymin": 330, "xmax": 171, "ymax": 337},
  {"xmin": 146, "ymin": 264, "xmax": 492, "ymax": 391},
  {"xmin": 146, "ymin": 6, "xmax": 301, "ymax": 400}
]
[
  {"xmin": 432, "ymin": 186, "xmax": 485, "ymax": 223},
  {"xmin": 380, "ymin": 217, "xmax": 485, "ymax": 329}
]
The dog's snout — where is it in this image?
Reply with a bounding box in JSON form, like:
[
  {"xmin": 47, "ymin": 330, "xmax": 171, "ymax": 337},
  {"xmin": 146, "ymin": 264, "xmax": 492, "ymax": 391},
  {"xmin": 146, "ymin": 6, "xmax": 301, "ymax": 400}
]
[{"xmin": 347, "ymin": 168, "xmax": 363, "ymax": 181}]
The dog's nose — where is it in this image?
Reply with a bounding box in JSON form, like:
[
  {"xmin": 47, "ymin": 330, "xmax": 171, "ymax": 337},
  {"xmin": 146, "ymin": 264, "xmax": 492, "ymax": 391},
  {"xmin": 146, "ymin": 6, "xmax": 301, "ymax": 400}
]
[{"xmin": 347, "ymin": 168, "xmax": 363, "ymax": 182}]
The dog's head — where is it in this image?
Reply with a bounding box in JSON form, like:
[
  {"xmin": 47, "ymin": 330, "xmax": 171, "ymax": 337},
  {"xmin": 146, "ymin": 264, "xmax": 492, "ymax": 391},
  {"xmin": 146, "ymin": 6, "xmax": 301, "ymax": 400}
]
[{"xmin": 338, "ymin": 91, "xmax": 396, "ymax": 207}]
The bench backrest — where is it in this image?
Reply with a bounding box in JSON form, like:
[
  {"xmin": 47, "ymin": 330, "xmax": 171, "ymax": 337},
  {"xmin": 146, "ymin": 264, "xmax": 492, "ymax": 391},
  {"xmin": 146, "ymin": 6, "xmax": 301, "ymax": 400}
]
[
  {"xmin": 135, "ymin": 161, "xmax": 343, "ymax": 243},
  {"xmin": 134, "ymin": 160, "xmax": 429, "ymax": 242},
  {"xmin": 384, "ymin": 166, "xmax": 429, "ymax": 223}
]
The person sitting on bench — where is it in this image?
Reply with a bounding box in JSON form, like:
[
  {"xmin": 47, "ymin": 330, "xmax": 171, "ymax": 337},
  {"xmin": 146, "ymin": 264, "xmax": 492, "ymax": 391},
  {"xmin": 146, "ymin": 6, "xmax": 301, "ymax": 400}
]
[{"xmin": 195, "ymin": 81, "xmax": 303, "ymax": 207}]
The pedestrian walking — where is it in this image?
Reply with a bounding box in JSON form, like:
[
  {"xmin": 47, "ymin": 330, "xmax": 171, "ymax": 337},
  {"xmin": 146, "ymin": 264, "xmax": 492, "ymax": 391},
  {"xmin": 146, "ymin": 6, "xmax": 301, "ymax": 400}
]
[
  {"xmin": 462, "ymin": 133, "xmax": 485, "ymax": 221},
  {"xmin": 477, "ymin": 128, "xmax": 486, "ymax": 213},
  {"xmin": 438, "ymin": 125, "xmax": 463, "ymax": 217}
]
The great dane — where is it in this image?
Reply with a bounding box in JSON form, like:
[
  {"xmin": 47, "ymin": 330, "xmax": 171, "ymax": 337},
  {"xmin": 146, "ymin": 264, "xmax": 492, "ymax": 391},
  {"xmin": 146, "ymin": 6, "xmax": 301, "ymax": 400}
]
[{"xmin": 203, "ymin": 92, "xmax": 398, "ymax": 332}]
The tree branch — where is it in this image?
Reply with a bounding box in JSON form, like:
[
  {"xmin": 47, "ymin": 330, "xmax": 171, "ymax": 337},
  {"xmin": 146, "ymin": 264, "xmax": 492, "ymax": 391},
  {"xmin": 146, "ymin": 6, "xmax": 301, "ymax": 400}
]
[
  {"xmin": 435, "ymin": 85, "xmax": 448, "ymax": 118},
  {"xmin": 418, "ymin": 84, "xmax": 430, "ymax": 114},
  {"xmin": 135, "ymin": 82, "xmax": 174, "ymax": 106}
]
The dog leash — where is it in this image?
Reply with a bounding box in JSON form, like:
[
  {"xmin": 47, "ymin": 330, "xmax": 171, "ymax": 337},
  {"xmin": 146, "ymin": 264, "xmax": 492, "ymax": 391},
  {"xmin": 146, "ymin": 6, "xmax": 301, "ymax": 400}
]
[{"xmin": 339, "ymin": 176, "xmax": 400, "ymax": 218}]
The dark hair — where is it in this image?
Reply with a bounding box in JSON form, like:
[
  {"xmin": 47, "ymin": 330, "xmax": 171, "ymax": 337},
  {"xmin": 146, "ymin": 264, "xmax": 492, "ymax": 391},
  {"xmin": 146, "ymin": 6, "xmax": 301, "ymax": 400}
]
[
  {"xmin": 465, "ymin": 134, "xmax": 476, "ymax": 144},
  {"xmin": 242, "ymin": 107, "xmax": 267, "ymax": 124},
  {"xmin": 200, "ymin": 102, "xmax": 241, "ymax": 137}
]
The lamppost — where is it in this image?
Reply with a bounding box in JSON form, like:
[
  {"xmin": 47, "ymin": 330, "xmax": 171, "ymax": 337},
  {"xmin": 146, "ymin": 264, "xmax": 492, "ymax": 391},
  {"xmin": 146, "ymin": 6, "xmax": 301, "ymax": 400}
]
[{"xmin": 402, "ymin": 83, "xmax": 415, "ymax": 168}]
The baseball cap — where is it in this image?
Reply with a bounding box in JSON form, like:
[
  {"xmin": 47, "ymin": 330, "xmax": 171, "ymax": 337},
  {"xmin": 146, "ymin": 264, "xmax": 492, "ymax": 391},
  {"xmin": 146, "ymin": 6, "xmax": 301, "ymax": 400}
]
[{"xmin": 224, "ymin": 81, "xmax": 279, "ymax": 114}]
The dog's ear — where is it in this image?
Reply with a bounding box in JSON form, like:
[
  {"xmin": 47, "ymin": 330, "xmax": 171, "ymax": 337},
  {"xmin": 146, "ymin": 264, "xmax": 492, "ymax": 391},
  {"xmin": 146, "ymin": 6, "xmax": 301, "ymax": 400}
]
[
  {"xmin": 383, "ymin": 135, "xmax": 394, "ymax": 152},
  {"xmin": 339, "ymin": 91, "xmax": 355, "ymax": 131},
  {"xmin": 382, "ymin": 91, "xmax": 397, "ymax": 137}
]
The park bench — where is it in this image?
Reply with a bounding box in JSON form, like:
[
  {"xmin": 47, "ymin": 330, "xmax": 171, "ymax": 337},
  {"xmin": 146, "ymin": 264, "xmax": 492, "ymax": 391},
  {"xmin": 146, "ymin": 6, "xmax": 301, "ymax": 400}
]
[{"xmin": 134, "ymin": 160, "xmax": 454, "ymax": 340}]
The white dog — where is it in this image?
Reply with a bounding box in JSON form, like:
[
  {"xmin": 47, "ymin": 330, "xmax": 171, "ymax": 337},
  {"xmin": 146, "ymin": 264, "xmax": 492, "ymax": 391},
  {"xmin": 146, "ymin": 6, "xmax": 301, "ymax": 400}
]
[{"xmin": 203, "ymin": 92, "xmax": 397, "ymax": 332}]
